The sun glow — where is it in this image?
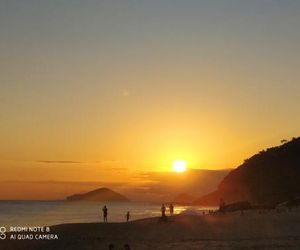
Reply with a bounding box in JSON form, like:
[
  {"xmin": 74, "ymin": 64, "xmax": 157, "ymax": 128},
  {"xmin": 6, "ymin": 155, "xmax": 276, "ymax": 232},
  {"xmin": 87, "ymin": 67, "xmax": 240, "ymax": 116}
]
[{"xmin": 172, "ymin": 160, "xmax": 187, "ymax": 173}]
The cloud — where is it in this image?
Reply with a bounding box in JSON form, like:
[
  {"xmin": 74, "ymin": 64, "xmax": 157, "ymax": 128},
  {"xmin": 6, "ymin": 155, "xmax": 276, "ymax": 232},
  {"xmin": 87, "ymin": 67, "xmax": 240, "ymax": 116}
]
[
  {"xmin": 1, "ymin": 169, "xmax": 231, "ymax": 202},
  {"xmin": 0, "ymin": 180, "xmax": 129, "ymax": 200},
  {"xmin": 37, "ymin": 160, "xmax": 83, "ymax": 164},
  {"xmin": 2, "ymin": 180, "xmax": 126, "ymax": 186}
]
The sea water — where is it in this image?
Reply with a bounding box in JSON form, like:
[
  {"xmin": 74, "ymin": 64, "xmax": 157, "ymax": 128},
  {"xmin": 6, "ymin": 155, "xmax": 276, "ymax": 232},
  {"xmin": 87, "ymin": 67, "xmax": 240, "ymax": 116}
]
[{"xmin": 0, "ymin": 201, "xmax": 215, "ymax": 227}]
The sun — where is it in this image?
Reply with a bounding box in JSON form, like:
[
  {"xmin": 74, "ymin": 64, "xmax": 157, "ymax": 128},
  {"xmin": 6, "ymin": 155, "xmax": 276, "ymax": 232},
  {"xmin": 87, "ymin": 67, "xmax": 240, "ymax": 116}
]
[{"xmin": 172, "ymin": 160, "xmax": 187, "ymax": 173}]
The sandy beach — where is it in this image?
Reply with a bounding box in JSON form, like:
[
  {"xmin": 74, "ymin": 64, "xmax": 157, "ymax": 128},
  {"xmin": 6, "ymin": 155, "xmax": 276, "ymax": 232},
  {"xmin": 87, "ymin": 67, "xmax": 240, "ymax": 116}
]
[{"xmin": 1, "ymin": 208, "xmax": 300, "ymax": 250}]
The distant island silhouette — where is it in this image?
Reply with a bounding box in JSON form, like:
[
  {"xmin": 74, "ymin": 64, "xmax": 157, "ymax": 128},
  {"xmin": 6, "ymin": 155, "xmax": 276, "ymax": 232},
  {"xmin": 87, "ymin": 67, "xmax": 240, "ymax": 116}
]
[
  {"xmin": 195, "ymin": 137, "xmax": 300, "ymax": 206},
  {"xmin": 66, "ymin": 187, "xmax": 129, "ymax": 202}
]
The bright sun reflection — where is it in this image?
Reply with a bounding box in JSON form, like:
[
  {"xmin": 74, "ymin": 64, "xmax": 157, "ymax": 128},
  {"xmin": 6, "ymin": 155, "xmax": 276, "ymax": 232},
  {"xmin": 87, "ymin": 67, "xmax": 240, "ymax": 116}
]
[{"xmin": 172, "ymin": 160, "xmax": 187, "ymax": 173}]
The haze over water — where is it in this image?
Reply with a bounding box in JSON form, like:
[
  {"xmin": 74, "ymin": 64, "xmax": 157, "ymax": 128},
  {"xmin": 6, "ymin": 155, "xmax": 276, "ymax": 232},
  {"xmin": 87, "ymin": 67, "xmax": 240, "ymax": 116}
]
[{"xmin": 0, "ymin": 201, "xmax": 215, "ymax": 227}]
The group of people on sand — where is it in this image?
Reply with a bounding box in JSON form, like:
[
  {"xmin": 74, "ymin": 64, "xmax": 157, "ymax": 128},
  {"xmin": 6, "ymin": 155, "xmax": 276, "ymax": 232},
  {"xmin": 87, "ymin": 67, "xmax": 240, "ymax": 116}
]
[
  {"xmin": 161, "ymin": 203, "xmax": 174, "ymax": 217},
  {"xmin": 102, "ymin": 205, "xmax": 131, "ymax": 223},
  {"xmin": 102, "ymin": 203, "xmax": 175, "ymax": 223},
  {"xmin": 105, "ymin": 204, "xmax": 175, "ymax": 249}
]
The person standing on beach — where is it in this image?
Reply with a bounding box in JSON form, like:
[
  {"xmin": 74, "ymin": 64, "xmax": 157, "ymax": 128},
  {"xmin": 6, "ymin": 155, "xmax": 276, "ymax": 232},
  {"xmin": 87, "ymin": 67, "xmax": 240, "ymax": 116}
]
[
  {"xmin": 126, "ymin": 211, "xmax": 130, "ymax": 222},
  {"xmin": 102, "ymin": 205, "xmax": 108, "ymax": 222},
  {"xmin": 169, "ymin": 204, "xmax": 174, "ymax": 216},
  {"xmin": 219, "ymin": 198, "xmax": 226, "ymax": 213},
  {"xmin": 161, "ymin": 204, "xmax": 166, "ymax": 217}
]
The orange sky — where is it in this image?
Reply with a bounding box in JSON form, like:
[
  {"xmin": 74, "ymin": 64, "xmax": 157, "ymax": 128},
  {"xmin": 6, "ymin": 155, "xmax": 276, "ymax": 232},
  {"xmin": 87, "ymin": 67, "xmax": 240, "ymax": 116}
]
[{"xmin": 1, "ymin": 1, "xmax": 300, "ymax": 199}]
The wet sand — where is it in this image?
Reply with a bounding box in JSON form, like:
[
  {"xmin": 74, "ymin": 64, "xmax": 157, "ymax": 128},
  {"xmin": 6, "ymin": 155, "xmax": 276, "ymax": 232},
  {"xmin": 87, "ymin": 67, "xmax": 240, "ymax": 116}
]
[{"xmin": 1, "ymin": 208, "xmax": 300, "ymax": 250}]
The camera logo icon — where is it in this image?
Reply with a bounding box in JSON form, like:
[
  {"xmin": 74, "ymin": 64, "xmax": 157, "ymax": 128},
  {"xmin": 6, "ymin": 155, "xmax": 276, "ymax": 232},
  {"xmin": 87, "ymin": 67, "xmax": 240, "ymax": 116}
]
[{"xmin": 0, "ymin": 226, "xmax": 6, "ymax": 240}]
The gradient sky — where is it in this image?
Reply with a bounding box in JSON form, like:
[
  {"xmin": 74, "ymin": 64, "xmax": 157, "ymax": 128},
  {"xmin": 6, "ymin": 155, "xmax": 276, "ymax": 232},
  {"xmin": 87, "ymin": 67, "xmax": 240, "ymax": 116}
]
[{"xmin": 1, "ymin": 0, "xmax": 300, "ymax": 188}]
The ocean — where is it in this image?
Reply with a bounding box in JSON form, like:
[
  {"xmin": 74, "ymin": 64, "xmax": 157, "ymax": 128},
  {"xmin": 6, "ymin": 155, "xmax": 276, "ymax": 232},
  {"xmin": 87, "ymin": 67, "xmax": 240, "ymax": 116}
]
[{"xmin": 0, "ymin": 201, "xmax": 215, "ymax": 227}]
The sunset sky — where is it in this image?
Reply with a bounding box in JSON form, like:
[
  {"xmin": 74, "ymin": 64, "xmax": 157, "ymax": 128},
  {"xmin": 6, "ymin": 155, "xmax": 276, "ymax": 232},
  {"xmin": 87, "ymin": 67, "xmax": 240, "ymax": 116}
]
[{"xmin": 1, "ymin": 1, "xmax": 300, "ymax": 199}]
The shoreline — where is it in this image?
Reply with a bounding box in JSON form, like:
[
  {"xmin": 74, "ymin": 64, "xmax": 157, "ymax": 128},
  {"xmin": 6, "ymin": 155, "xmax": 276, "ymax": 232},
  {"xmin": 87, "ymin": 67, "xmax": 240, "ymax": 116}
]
[{"xmin": 1, "ymin": 208, "xmax": 300, "ymax": 249}]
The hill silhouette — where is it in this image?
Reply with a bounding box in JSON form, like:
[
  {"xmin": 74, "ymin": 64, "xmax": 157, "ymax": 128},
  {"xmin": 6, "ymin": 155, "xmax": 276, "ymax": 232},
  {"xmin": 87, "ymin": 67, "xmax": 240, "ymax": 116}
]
[
  {"xmin": 195, "ymin": 137, "xmax": 300, "ymax": 206},
  {"xmin": 124, "ymin": 168, "xmax": 231, "ymax": 202},
  {"xmin": 66, "ymin": 187, "xmax": 129, "ymax": 202}
]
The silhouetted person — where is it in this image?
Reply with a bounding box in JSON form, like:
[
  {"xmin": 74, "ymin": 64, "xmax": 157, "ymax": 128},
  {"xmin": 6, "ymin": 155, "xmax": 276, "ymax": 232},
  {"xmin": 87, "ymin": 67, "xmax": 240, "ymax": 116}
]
[
  {"xmin": 126, "ymin": 211, "xmax": 130, "ymax": 222},
  {"xmin": 169, "ymin": 203, "xmax": 174, "ymax": 216},
  {"xmin": 108, "ymin": 243, "xmax": 115, "ymax": 250},
  {"xmin": 219, "ymin": 198, "xmax": 225, "ymax": 213},
  {"xmin": 102, "ymin": 205, "xmax": 108, "ymax": 222},
  {"xmin": 161, "ymin": 204, "xmax": 166, "ymax": 217},
  {"xmin": 124, "ymin": 243, "xmax": 131, "ymax": 250}
]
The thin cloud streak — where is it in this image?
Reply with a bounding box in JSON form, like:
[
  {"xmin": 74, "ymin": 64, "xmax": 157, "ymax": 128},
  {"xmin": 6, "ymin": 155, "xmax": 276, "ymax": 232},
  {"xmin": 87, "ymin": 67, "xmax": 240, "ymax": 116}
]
[{"xmin": 37, "ymin": 160, "xmax": 83, "ymax": 164}]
